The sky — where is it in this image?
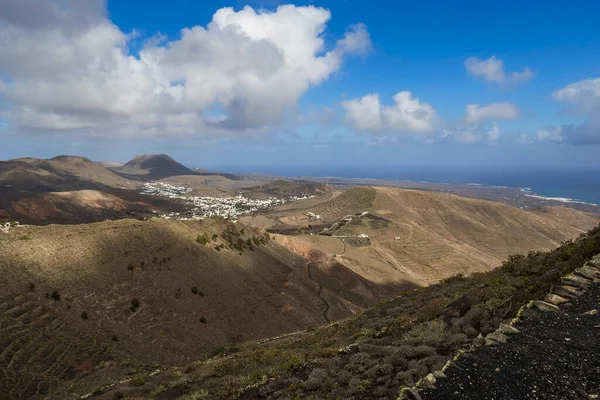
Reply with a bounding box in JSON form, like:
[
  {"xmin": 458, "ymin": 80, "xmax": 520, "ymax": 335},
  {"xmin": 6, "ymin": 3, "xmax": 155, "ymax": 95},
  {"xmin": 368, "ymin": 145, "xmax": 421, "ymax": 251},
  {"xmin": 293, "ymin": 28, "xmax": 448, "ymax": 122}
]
[{"xmin": 1, "ymin": 0, "xmax": 600, "ymax": 174}]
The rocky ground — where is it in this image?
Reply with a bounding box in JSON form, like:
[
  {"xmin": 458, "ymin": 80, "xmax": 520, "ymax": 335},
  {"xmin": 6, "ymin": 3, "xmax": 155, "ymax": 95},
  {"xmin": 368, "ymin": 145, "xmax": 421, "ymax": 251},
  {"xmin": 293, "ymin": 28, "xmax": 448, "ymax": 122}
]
[{"xmin": 422, "ymin": 273, "xmax": 600, "ymax": 400}]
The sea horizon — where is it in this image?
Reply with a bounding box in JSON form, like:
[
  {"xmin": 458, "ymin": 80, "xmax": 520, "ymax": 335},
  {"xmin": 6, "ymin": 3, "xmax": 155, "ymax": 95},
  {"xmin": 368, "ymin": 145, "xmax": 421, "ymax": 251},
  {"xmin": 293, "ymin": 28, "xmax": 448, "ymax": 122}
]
[{"xmin": 198, "ymin": 165, "xmax": 600, "ymax": 206}]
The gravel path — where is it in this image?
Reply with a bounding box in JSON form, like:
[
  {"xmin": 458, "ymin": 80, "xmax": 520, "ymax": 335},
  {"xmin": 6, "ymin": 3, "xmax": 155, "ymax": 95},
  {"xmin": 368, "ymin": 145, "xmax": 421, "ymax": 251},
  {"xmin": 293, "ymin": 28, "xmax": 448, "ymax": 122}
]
[{"xmin": 422, "ymin": 284, "xmax": 600, "ymax": 400}]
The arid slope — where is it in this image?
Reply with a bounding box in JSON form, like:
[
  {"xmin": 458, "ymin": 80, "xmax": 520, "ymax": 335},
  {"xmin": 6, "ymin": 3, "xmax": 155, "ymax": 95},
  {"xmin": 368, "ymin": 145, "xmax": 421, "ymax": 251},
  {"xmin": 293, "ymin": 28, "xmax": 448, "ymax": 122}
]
[
  {"xmin": 244, "ymin": 186, "xmax": 599, "ymax": 286},
  {"xmin": 0, "ymin": 217, "xmax": 418, "ymax": 397}
]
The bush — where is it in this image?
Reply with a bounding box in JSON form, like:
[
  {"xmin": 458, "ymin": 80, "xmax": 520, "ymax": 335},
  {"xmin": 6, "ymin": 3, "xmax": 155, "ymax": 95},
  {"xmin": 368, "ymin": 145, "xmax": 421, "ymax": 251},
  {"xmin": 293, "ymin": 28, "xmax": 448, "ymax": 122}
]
[
  {"xmin": 191, "ymin": 286, "xmax": 198, "ymax": 295},
  {"xmin": 28, "ymin": 283, "xmax": 35, "ymax": 291},
  {"xmin": 127, "ymin": 263, "xmax": 134, "ymax": 271},
  {"xmin": 131, "ymin": 298, "xmax": 140, "ymax": 312},
  {"xmin": 200, "ymin": 316, "xmax": 207, "ymax": 324},
  {"xmin": 196, "ymin": 233, "xmax": 210, "ymax": 245},
  {"xmin": 81, "ymin": 311, "xmax": 88, "ymax": 320},
  {"xmin": 50, "ymin": 290, "xmax": 60, "ymax": 301},
  {"xmin": 129, "ymin": 377, "xmax": 145, "ymax": 386}
]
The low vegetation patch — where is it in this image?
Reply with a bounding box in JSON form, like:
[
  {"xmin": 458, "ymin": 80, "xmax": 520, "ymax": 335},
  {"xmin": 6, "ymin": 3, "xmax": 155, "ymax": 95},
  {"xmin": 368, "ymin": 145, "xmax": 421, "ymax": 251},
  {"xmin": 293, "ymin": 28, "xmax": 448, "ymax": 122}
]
[
  {"xmin": 130, "ymin": 298, "xmax": 140, "ymax": 312},
  {"xmin": 196, "ymin": 233, "xmax": 210, "ymax": 245}
]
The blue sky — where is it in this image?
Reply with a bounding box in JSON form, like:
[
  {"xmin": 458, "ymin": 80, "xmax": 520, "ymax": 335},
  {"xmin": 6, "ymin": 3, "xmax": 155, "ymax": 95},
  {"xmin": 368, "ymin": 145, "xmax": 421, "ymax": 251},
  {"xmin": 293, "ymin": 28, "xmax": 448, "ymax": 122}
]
[{"xmin": 1, "ymin": 0, "xmax": 600, "ymax": 174}]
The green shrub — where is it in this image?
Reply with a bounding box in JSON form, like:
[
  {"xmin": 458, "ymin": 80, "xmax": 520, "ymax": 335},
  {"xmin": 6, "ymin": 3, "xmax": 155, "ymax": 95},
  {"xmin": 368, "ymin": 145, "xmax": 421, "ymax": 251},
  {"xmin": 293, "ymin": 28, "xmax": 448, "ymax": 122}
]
[
  {"xmin": 28, "ymin": 283, "xmax": 35, "ymax": 291},
  {"xmin": 50, "ymin": 290, "xmax": 60, "ymax": 301},
  {"xmin": 127, "ymin": 263, "xmax": 134, "ymax": 271},
  {"xmin": 129, "ymin": 377, "xmax": 145, "ymax": 386},
  {"xmin": 81, "ymin": 311, "xmax": 88, "ymax": 320},
  {"xmin": 196, "ymin": 233, "xmax": 210, "ymax": 245},
  {"xmin": 200, "ymin": 316, "xmax": 207, "ymax": 324},
  {"xmin": 191, "ymin": 286, "xmax": 198, "ymax": 295}
]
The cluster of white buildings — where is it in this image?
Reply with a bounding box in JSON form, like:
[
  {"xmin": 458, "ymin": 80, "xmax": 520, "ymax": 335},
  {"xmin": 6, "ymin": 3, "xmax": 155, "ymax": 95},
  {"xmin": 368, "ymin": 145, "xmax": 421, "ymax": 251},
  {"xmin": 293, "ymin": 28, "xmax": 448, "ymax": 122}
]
[
  {"xmin": 141, "ymin": 181, "xmax": 314, "ymax": 220},
  {"xmin": 0, "ymin": 221, "xmax": 19, "ymax": 234},
  {"xmin": 141, "ymin": 182, "xmax": 193, "ymax": 196}
]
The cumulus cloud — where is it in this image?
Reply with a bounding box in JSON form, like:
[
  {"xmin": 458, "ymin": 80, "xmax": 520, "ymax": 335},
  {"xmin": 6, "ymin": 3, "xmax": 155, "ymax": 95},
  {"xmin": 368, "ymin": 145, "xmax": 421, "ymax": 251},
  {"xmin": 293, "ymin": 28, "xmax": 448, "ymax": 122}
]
[
  {"xmin": 544, "ymin": 77, "xmax": 600, "ymax": 144},
  {"xmin": 465, "ymin": 102, "xmax": 519, "ymax": 123},
  {"xmin": 464, "ymin": 56, "xmax": 533, "ymax": 84},
  {"xmin": 0, "ymin": 1, "xmax": 371, "ymax": 136},
  {"xmin": 341, "ymin": 91, "xmax": 437, "ymax": 133},
  {"xmin": 442, "ymin": 121, "xmax": 501, "ymax": 144},
  {"xmin": 553, "ymin": 77, "xmax": 600, "ymax": 113},
  {"xmin": 337, "ymin": 23, "xmax": 372, "ymax": 56},
  {"xmin": 486, "ymin": 123, "xmax": 501, "ymax": 142},
  {"xmin": 442, "ymin": 102, "xmax": 516, "ymax": 144}
]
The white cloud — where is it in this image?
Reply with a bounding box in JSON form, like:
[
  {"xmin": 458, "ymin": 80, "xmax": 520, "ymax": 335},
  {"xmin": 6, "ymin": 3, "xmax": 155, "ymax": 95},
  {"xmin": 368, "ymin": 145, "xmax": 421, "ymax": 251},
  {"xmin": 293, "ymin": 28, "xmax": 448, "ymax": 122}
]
[
  {"xmin": 341, "ymin": 91, "xmax": 437, "ymax": 133},
  {"xmin": 552, "ymin": 77, "xmax": 600, "ymax": 113},
  {"xmin": 464, "ymin": 56, "xmax": 533, "ymax": 84},
  {"xmin": 464, "ymin": 102, "xmax": 519, "ymax": 123},
  {"xmin": 548, "ymin": 77, "xmax": 600, "ymax": 144},
  {"xmin": 442, "ymin": 103, "xmax": 515, "ymax": 144},
  {"xmin": 0, "ymin": 1, "xmax": 371, "ymax": 136},
  {"xmin": 337, "ymin": 23, "xmax": 372, "ymax": 56},
  {"xmin": 486, "ymin": 123, "xmax": 501, "ymax": 142},
  {"xmin": 536, "ymin": 127, "xmax": 563, "ymax": 143},
  {"xmin": 516, "ymin": 127, "xmax": 563, "ymax": 145}
]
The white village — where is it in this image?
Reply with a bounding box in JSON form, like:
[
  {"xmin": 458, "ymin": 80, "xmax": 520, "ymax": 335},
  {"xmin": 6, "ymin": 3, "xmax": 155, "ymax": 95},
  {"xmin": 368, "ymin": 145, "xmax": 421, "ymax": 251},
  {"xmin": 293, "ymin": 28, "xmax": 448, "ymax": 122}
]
[{"xmin": 141, "ymin": 181, "xmax": 314, "ymax": 220}]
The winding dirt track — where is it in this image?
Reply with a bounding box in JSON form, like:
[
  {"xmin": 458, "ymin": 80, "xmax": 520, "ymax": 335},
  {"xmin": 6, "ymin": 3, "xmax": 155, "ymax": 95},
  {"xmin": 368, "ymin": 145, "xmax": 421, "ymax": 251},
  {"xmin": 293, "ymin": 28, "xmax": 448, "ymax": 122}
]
[{"xmin": 306, "ymin": 262, "xmax": 331, "ymax": 324}]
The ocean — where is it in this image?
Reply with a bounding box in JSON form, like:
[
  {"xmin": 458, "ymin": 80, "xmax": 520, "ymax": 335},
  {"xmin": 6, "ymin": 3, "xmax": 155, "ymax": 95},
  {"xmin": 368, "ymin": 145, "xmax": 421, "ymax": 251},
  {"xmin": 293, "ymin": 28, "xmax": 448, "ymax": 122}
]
[{"xmin": 214, "ymin": 165, "xmax": 600, "ymax": 206}]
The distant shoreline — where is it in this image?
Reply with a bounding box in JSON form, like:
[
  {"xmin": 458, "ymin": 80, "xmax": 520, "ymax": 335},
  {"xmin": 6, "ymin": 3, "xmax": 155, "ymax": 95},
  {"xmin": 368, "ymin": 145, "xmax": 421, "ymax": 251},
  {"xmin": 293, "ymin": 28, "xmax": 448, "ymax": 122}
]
[{"xmin": 288, "ymin": 175, "xmax": 600, "ymax": 215}]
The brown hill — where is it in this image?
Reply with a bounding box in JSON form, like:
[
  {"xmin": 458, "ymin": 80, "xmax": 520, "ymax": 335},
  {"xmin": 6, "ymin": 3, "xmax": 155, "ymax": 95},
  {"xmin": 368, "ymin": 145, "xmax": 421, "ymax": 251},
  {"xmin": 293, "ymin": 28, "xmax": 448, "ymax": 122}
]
[
  {"xmin": 243, "ymin": 186, "xmax": 600, "ymax": 286},
  {"xmin": 0, "ymin": 160, "xmax": 70, "ymax": 191},
  {"xmin": 0, "ymin": 217, "xmax": 411, "ymax": 398},
  {"xmin": 39, "ymin": 156, "xmax": 134, "ymax": 189},
  {"xmin": 0, "ymin": 156, "xmax": 135, "ymax": 192},
  {"xmin": 240, "ymin": 179, "xmax": 332, "ymax": 199},
  {"xmin": 110, "ymin": 154, "xmax": 195, "ymax": 180},
  {"xmin": 0, "ymin": 189, "xmax": 154, "ymax": 224}
]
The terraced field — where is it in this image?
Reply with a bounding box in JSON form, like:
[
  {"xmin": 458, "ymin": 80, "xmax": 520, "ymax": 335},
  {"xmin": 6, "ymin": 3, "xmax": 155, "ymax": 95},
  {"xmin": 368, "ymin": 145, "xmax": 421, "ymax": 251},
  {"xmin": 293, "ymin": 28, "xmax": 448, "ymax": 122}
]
[{"xmin": 0, "ymin": 292, "xmax": 116, "ymax": 399}]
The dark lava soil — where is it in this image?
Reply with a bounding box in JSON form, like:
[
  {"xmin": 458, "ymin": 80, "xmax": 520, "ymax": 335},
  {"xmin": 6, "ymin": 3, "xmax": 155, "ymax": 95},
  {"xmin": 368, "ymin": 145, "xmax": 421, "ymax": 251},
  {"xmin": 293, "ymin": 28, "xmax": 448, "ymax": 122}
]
[{"xmin": 422, "ymin": 284, "xmax": 600, "ymax": 400}]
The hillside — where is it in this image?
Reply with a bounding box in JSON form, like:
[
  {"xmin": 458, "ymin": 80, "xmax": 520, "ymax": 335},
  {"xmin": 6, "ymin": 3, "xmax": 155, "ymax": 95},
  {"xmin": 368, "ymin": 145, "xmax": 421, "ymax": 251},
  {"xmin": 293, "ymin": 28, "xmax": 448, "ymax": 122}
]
[
  {"xmin": 242, "ymin": 186, "xmax": 600, "ymax": 286},
  {"xmin": 38, "ymin": 156, "xmax": 135, "ymax": 189},
  {"xmin": 240, "ymin": 179, "xmax": 332, "ymax": 199},
  {"xmin": 0, "ymin": 160, "xmax": 71, "ymax": 191},
  {"xmin": 0, "ymin": 217, "xmax": 413, "ymax": 398},
  {"xmin": 110, "ymin": 154, "xmax": 195, "ymax": 180},
  {"xmin": 0, "ymin": 156, "xmax": 135, "ymax": 191},
  {"xmin": 50, "ymin": 223, "xmax": 600, "ymax": 399},
  {"xmin": 0, "ymin": 189, "xmax": 154, "ymax": 224}
]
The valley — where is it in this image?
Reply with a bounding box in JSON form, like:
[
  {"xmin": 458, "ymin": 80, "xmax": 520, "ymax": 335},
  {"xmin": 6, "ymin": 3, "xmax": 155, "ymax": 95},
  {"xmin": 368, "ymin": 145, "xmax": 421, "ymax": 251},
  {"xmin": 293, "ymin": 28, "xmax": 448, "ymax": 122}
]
[{"xmin": 1, "ymin": 153, "xmax": 599, "ymax": 399}]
